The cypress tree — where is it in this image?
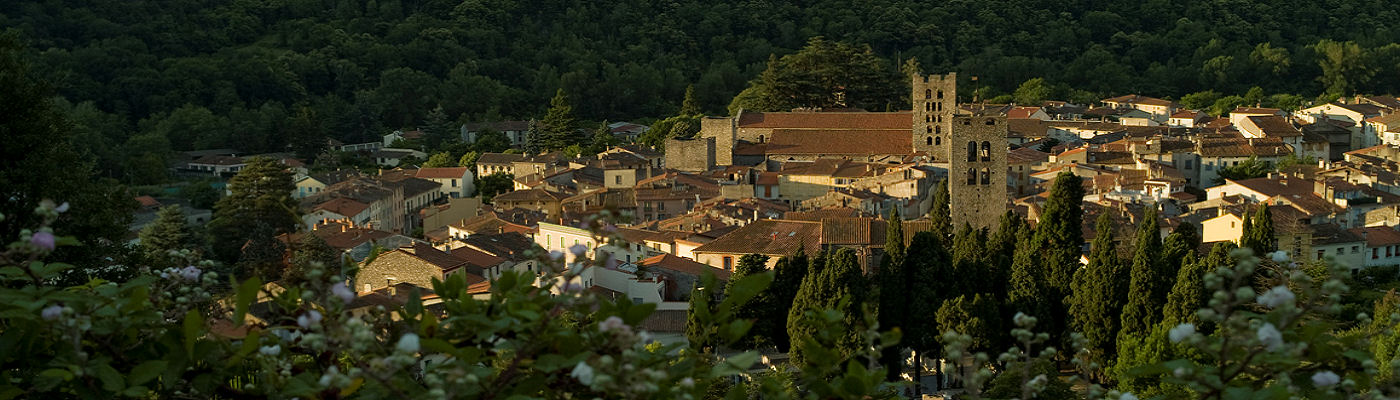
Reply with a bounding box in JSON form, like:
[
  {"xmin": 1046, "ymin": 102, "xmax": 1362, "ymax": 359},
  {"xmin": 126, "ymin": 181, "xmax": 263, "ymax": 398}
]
[
  {"xmin": 1160, "ymin": 230, "xmax": 1195, "ymax": 288},
  {"xmin": 929, "ymin": 179, "xmax": 952, "ymax": 241},
  {"xmin": 787, "ymin": 250, "xmax": 830, "ymax": 363},
  {"xmin": 986, "ymin": 210, "xmax": 1027, "ymax": 297},
  {"xmin": 951, "ymin": 223, "xmax": 990, "ymax": 296},
  {"xmin": 727, "ymin": 254, "xmax": 771, "ymax": 349},
  {"xmin": 935, "ymin": 293, "xmax": 1002, "ymax": 353},
  {"xmin": 765, "ymin": 251, "xmax": 808, "ymax": 351},
  {"xmin": 1120, "ymin": 207, "xmax": 1165, "ymax": 337},
  {"xmin": 685, "ymin": 280, "xmax": 719, "ymax": 352},
  {"xmin": 210, "ymin": 156, "xmax": 299, "ymax": 263},
  {"xmin": 679, "ymin": 84, "xmax": 701, "ymax": 116},
  {"xmin": 139, "ymin": 205, "xmax": 193, "ymax": 268},
  {"xmin": 1241, "ymin": 205, "xmax": 1277, "ymax": 255},
  {"xmin": 1008, "ymin": 233, "xmax": 1051, "ymax": 325},
  {"xmin": 879, "ymin": 209, "xmax": 906, "ymax": 379},
  {"xmin": 1068, "ymin": 212, "xmax": 1129, "ymax": 378},
  {"xmin": 1035, "ymin": 170, "xmax": 1085, "ymax": 297},
  {"xmin": 1162, "ymin": 251, "xmax": 1205, "ymax": 326},
  {"xmin": 906, "ymin": 231, "xmax": 954, "ymax": 392}
]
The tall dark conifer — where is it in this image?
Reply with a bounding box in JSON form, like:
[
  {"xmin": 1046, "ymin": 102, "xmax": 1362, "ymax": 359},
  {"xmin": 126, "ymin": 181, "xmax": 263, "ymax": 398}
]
[
  {"xmin": 1068, "ymin": 212, "xmax": 1128, "ymax": 378},
  {"xmin": 1120, "ymin": 207, "xmax": 1165, "ymax": 337},
  {"xmin": 878, "ymin": 209, "xmax": 906, "ymax": 379},
  {"xmin": 929, "ymin": 179, "xmax": 952, "ymax": 241},
  {"xmin": 1241, "ymin": 205, "xmax": 1277, "ymax": 255},
  {"xmin": 727, "ymin": 254, "xmax": 771, "ymax": 349}
]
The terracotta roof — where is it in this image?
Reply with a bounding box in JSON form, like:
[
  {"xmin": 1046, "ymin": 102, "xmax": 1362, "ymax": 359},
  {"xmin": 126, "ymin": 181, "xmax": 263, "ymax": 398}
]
[
  {"xmin": 313, "ymin": 198, "xmax": 370, "ymax": 217},
  {"xmin": 1245, "ymin": 115, "xmax": 1302, "ymax": 137},
  {"xmin": 1365, "ymin": 96, "xmax": 1400, "ymax": 110},
  {"xmin": 766, "ymin": 129, "xmax": 912, "ymax": 155},
  {"xmin": 477, "ymin": 152, "xmax": 528, "ymax": 165},
  {"xmin": 1006, "ymin": 107, "xmax": 1042, "ymax": 119},
  {"xmin": 735, "ymin": 112, "xmax": 911, "ymax": 130},
  {"xmin": 819, "ymin": 217, "xmax": 880, "ymax": 245},
  {"xmin": 191, "ymin": 155, "xmax": 245, "ymax": 165},
  {"xmin": 1171, "ymin": 110, "xmax": 1205, "ymax": 119},
  {"xmin": 135, "ymin": 196, "xmax": 161, "ymax": 207},
  {"xmin": 1349, "ymin": 226, "xmax": 1400, "ymax": 247},
  {"xmin": 1196, "ymin": 138, "xmax": 1293, "ymax": 157},
  {"xmin": 1365, "ymin": 113, "xmax": 1400, "ymax": 129},
  {"xmin": 1312, "ymin": 223, "xmax": 1364, "ymax": 246},
  {"xmin": 402, "ymin": 242, "xmax": 469, "ymax": 271},
  {"xmin": 1102, "ymin": 94, "xmax": 1174, "ymax": 107},
  {"xmin": 1232, "ymin": 107, "xmax": 1282, "ymax": 115},
  {"xmin": 780, "ymin": 159, "xmax": 887, "ymax": 178},
  {"xmin": 784, "ymin": 207, "xmax": 862, "ymax": 221},
  {"xmin": 449, "ymin": 245, "xmax": 508, "ymax": 267},
  {"xmin": 755, "ymin": 172, "xmax": 780, "ymax": 185},
  {"xmin": 1336, "ymin": 103, "xmax": 1384, "ymax": 116},
  {"xmin": 493, "ymin": 188, "xmax": 568, "ymax": 203},
  {"xmin": 415, "ymin": 167, "xmax": 471, "ymax": 179},
  {"xmin": 304, "ymin": 226, "xmax": 395, "ymax": 250},
  {"xmin": 691, "ymin": 219, "xmax": 822, "ymax": 256},
  {"xmin": 639, "ymin": 253, "xmax": 731, "ymax": 280},
  {"xmin": 453, "ymin": 212, "xmax": 533, "ymax": 236},
  {"xmin": 1007, "ymin": 118, "xmax": 1046, "ymax": 138}
]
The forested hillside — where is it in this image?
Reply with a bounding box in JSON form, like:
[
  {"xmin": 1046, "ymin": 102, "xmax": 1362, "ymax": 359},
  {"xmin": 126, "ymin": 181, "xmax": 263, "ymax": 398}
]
[{"xmin": 4, "ymin": 0, "xmax": 1400, "ymax": 180}]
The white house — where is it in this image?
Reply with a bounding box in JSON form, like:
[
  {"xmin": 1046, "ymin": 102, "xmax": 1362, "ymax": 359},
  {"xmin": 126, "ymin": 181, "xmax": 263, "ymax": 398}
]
[
  {"xmin": 187, "ymin": 155, "xmax": 246, "ymax": 176},
  {"xmin": 371, "ymin": 148, "xmax": 426, "ymax": 167},
  {"xmin": 415, "ymin": 167, "xmax": 476, "ymax": 198}
]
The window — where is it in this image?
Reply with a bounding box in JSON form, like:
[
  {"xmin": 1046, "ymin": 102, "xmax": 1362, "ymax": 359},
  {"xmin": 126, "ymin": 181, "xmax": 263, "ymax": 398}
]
[
  {"xmin": 1336, "ymin": 247, "xmax": 1344, "ymax": 255},
  {"xmin": 967, "ymin": 141, "xmax": 977, "ymax": 162},
  {"xmin": 966, "ymin": 168, "xmax": 977, "ymax": 185},
  {"xmin": 451, "ymin": 179, "xmax": 457, "ymax": 187},
  {"xmin": 926, "ymin": 137, "xmax": 933, "ymax": 146},
  {"xmin": 937, "ymin": 90, "xmax": 944, "ymax": 99},
  {"xmin": 985, "ymin": 118, "xmax": 996, "ymax": 126},
  {"xmin": 936, "ymin": 126, "xmax": 941, "ymax": 134},
  {"xmin": 935, "ymin": 137, "xmax": 942, "ymax": 146},
  {"xmin": 980, "ymin": 168, "xmax": 990, "ymax": 185},
  {"xmin": 1353, "ymin": 246, "xmax": 1360, "ymax": 254},
  {"xmin": 758, "ymin": 134, "xmax": 765, "ymax": 143},
  {"xmin": 615, "ymin": 175, "xmax": 622, "ymax": 184},
  {"xmin": 545, "ymin": 234, "xmax": 551, "ymax": 248},
  {"xmin": 927, "ymin": 126, "xmax": 933, "ymax": 134},
  {"xmin": 722, "ymin": 256, "xmax": 733, "ymax": 271},
  {"xmin": 981, "ymin": 141, "xmax": 991, "ymax": 161},
  {"xmin": 925, "ymin": 89, "xmax": 932, "ymax": 99},
  {"xmin": 1375, "ymin": 248, "xmax": 1380, "ymax": 259}
]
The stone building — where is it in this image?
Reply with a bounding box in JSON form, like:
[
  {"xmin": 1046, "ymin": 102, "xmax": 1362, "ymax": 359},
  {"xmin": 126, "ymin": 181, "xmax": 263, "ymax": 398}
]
[
  {"xmin": 911, "ymin": 72, "xmax": 958, "ymax": 162},
  {"xmin": 949, "ymin": 114, "xmax": 1010, "ymax": 231}
]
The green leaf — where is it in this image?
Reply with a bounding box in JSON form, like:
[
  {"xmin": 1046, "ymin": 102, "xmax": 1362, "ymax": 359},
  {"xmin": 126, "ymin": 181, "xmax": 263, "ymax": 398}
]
[
  {"xmin": 128, "ymin": 360, "xmax": 167, "ymax": 386},
  {"xmin": 233, "ymin": 277, "xmax": 262, "ymax": 326},
  {"xmin": 93, "ymin": 362, "xmax": 124, "ymax": 392},
  {"xmin": 0, "ymin": 385, "xmax": 25, "ymax": 400},
  {"xmin": 183, "ymin": 309, "xmax": 204, "ymax": 354}
]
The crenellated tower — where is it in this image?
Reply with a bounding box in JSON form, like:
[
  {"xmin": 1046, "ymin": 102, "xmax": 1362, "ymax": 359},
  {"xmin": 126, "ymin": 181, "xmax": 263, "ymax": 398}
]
[{"xmin": 911, "ymin": 73, "xmax": 957, "ymax": 162}]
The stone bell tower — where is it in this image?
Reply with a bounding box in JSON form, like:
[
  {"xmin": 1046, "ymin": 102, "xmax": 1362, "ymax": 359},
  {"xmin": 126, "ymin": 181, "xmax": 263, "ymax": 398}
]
[{"xmin": 911, "ymin": 72, "xmax": 957, "ymax": 162}]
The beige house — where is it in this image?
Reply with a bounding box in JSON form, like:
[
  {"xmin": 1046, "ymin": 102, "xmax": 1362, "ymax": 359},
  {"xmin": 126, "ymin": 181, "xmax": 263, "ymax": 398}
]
[
  {"xmin": 476, "ymin": 153, "xmax": 527, "ymax": 178},
  {"xmin": 355, "ymin": 243, "xmax": 486, "ymax": 294},
  {"xmin": 1102, "ymin": 94, "xmax": 1177, "ymax": 122},
  {"xmin": 415, "ymin": 167, "xmax": 475, "ymax": 198}
]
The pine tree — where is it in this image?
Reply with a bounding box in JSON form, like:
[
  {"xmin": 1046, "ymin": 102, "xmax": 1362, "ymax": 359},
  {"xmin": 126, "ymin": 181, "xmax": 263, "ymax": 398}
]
[
  {"xmin": 538, "ymin": 89, "xmax": 578, "ymax": 151},
  {"xmin": 877, "ymin": 209, "xmax": 906, "ymax": 379},
  {"xmin": 286, "ymin": 233, "xmax": 343, "ymax": 286},
  {"xmin": 1241, "ymin": 204, "xmax": 1277, "ymax": 255},
  {"xmin": 210, "ymin": 156, "xmax": 299, "ymax": 263},
  {"xmin": 423, "ymin": 106, "xmax": 456, "ymax": 148},
  {"xmin": 236, "ymin": 223, "xmax": 288, "ymax": 282},
  {"xmin": 1120, "ymin": 207, "xmax": 1165, "ymax": 337},
  {"xmin": 726, "ymin": 254, "xmax": 771, "ymax": 349},
  {"xmin": 680, "ymin": 84, "xmax": 700, "ymax": 116},
  {"xmin": 589, "ymin": 120, "xmax": 616, "ymax": 154},
  {"xmin": 139, "ymin": 205, "xmax": 192, "ymax": 268},
  {"xmin": 1112, "ymin": 322, "xmax": 1188, "ymax": 398},
  {"xmin": 522, "ymin": 119, "xmax": 541, "ymax": 154},
  {"xmin": 1160, "ymin": 230, "xmax": 1195, "ymax": 288},
  {"xmin": 1068, "ymin": 212, "xmax": 1129, "ymax": 378},
  {"xmin": 929, "ymin": 179, "xmax": 952, "ymax": 241}
]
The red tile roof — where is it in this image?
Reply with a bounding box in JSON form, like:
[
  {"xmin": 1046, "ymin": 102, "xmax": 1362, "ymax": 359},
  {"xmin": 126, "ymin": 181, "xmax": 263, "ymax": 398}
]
[
  {"xmin": 415, "ymin": 167, "xmax": 471, "ymax": 179},
  {"xmin": 1006, "ymin": 107, "xmax": 1042, "ymax": 119},
  {"xmin": 313, "ymin": 198, "xmax": 370, "ymax": 218},
  {"xmin": 1350, "ymin": 227, "xmax": 1400, "ymax": 247},
  {"xmin": 736, "ymin": 112, "xmax": 911, "ymax": 130},
  {"xmin": 766, "ymin": 129, "xmax": 913, "ymax": 155},
  {"xmin": 639, "ymin": 253, "xmax": 731, "ymax": 280},
  {"xmin": 449, "ymin": 245, "xmax": 508, "ymax": 268},
  {"xmin": 691, "ymin": 219, "xmax": 822, "ymax": 256},
  {"xmin": 1102, "ymin": 94, "xmax": 1174, "ymax": 107},
  {"xmin": 135, "ymin": 195, "xmax": 161, "ymax": 208},
  {"xmin": 1245, "ymin": 116, "xmax": 1302, "ymax": 138}
]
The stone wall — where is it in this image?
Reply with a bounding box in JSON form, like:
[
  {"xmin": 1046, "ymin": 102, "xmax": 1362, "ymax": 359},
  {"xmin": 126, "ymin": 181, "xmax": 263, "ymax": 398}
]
[
  {"xmin": 699, "ymin": 116, "xmax": 735, "ymax": 166},
  {"xmin": 948, "ymin": 115, "xmax": 1009, "ymax": 231},
  {"xmin": 664, "ymin": 137, "xmax": 716, "ymax": 172},
  {"xmin": 911, "ymin": 72, "xmax": 958, "ymax": 163},
  {"xmin": 354, "ymin": 250, "xmax": 442, "ymax": 293}
]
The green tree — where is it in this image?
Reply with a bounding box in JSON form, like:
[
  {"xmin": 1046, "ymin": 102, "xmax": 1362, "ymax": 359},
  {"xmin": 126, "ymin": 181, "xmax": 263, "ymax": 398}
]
[
  {"xmin": 457, "ymin": 151, "xmax": 479, "ymax": 169},
  {"xmin": 209, "ymin": 157, "xmax": 300, "ymax": 264},
  {"xmin": 1120, "ymin": 207, "xmax": 1166, "ymax": 337},
  {"xmin": 935, "ymin": 293, "xmax": 1001, "ymax": 353},
  {"xmin": 0, "ymin": 34, "xmax": 135, "ymax": 276},
  {"xmin": 760, "ymin": 251, "xmax": 809, "ymax": 351},
  {"xmin": 1241, "ymin": 204, "xmax": 1277, "ymax": 255},
  {"xmin": 236, "ymin": 223, "xmax": 289, "ymax": 282},
  {"xmin": 286, "ymin": 106, "xmax": 328, "ymax": 160},
  {"xmin": 1012, "ymin": 78, "xmax": 1051, "ymax": 105},
  {"xmin": 1215, "ymin": 156, "xmax": 1273, "ymax": 183},
  {"xmin": 1313, "ymin": 39, "xmax": 1375, "ymax": 97},
  {"xmin": 679, "ymin": 84, "xmax": 701, "ymax": 116},
  {"xmin": 478, "ymin": 172, "xmax": 514, "ymax": 203},
  {"xmin": 422, "ymin": 152, "xmax": 454, "ymax": 168},
  {"xmin": 905, "ymin": 231, "xmax": 955, "ymax": 391},
  {"xmin": 286, "ymin": 232, "xmax": 344, "ymax": 286},
  {"xmin": 951, "ymin": 224, "xmax": 990, "ymax": 295},
  {"xmin": 877, "ymin": 209, "xmax": 906, "ymax": 379},
  {"xmin": 1112, "ymin": 322, "xmax": 1188, "ymax": 397},
  {"xmin": 1068, "ymin": 212, "xmax": 1129, "ymax": 379},
  {"xmin": 729, "ymin": 38, "xmax": 903, "ymax": 112},
  {"xmin": 1179, "ymin": 90, "xmax": 1221, "ymax": 110},
  {"xmin": 1208, "ymin": 95, "xmax": 1247, "ymax": 116},
  {"xmin": 1033, "ymin": 170, "xmax": 1084, "ymax": 344},
  {"xmin": 787, "ymin": 249, "xmax": 868, "ymax": 364},
  {"xmin": 1008, "ymin": 234, "xmax": 1051, "ymax": 325},
  {"xmin": 139, "ymin": 205, "xmax": 194, "ymax": 269},
  {"xmin": 685, "ymin": 280, "xmax": 719, "ymax": 352},
  {"xmin": 986, "ymin": 211, "xmax": 1026, "ymax": 298},
  {"xmin": 537, "ymin": 89, "xmax": 578, "ymax": 151},
  {"xmin": 589, "ymin": 121, "xmax": 617, "ymax": 154},
  {"xmin": 423, "ymin": 106, "xmax": 457, "ymax": 148},
  {"xmin": 1163, "ymin": 249, "xmax": 1206, "ymax": 326},
  {"xmin": 929, "ymin": 179, "xmax": 952, "ymax": 242},
  {"xmin": 726, "ymin": 253, "xmax": 771, "ymax": 349}
]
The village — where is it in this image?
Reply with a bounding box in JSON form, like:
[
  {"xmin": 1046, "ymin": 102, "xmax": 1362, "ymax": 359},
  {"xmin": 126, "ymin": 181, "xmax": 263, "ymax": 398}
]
[{"xmin": 128, "ymin": 73, "xmax": 1400, "ymax": 337}]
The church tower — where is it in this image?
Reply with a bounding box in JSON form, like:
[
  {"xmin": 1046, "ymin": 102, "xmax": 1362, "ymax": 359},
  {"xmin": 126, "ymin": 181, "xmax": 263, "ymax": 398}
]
[
  {"xmin": 947, "ymin": 114, "xmax": 1008, "ymax": 231},
  {"xmin": 911, "ymin": 73, "xmax": 957, "ymax": 162}
]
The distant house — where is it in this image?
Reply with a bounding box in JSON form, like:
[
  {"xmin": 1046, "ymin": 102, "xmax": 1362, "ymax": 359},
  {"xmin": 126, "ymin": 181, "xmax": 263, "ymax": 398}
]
[
  {"xmin": 414, "ymin": 167, "xmax": 476, "ymax": 198},
  {"xmin": 608, "ymin": 122, "xmax": 651, "ymax": 142},
  {"xmin": 1101, "ymin": 94, "xmax": 1177, "ymax": 122},
  {"xmin": 1228, "ymin": 107, "xmax": 1285, "ymax": 127},
  {"xmin": 690, "ymin": 219, "xmax": 823, "ymax": 270},
  {"xmin": 1006, "ymin": 106, "xmax": 1051, "ymax": 121},
  {"xmin": 355, "ymin": 243, "xmax": 486, "ymax": 293},
  {"xmin": 1168, "ymin": 110, "xmax": 1209, "ymax": 128},
  {"xmin": 371, "ymin": 148, "xmax": 426, "ymax": 167},
  {"xmin": 382, "ymin": 130, "xmax": 424, "ymax": 147},
  {"xmin": 491, "ymin": 188, "xmax": 568, "ymax": 219},
  {"xmin": 476, "ymin": 152, "xmax": 528, "ymax": 178},
  {"xmin": 1349, "ymin": 226, "xmax": 1400, "ymax": 268},
  {"xmin": 303, "ymin": 197, "xmax": 373, "ymax": 228},
  {"xmin": 462, "ymin": 121, "xmax": 531, "ymax": 147},
  {"xmin": 639, "ymin": 253, "xmax": 730, "ymax": 301},
  {"xmin": 187, "ymin": 155, "xmax": 246, "ymax": 176},
  {"xmin": 1365, "ymin": 113, "xmax": 1400, "ymax": 147},
  {"xmin": 295, "ymin": 170, "xmax": 359, "ymax": 199}
]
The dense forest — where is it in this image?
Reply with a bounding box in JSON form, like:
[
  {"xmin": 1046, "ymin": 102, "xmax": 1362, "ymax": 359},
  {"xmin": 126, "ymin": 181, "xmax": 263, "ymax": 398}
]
[{"xmin": 4, "ymin": 0, "xmax": 1400, "ymax": 182}]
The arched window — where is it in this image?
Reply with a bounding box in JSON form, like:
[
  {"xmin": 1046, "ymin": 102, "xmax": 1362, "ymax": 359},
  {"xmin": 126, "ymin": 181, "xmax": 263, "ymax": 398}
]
[
  {"xmin": 927, "ymin": 126, "xmax": 933, "ymax": 134},
  {"xmin": 926, "ymin": 102, "xmax": 932, "ymax": 112},
  {"xmin": 935, "ymin": 137, "xmax": 942, "ymax": 146},
  {"xmin": 758, "ymin": 135, "xmax": 765, "ymax": 143},
  {"xmin": 981, "ymin": 168, "xmax": 991, "ymax": 185},
  {"xmin": 926, "ymin": 137, "xmax": 933, "ymax": 146},
  {"xmin": 936, "ymin": 102, "xmax": 942, "ymax": 112},
  {"xmin": 937, "ymin": 90, "xmax": 944, "ymax": 99},
  {"xmin": 966, "ymin": 141, "xmax": 977, "ymax": 162},
  {"xmin": 981, "ymin": 141, "xmax": 991, "ymax": 161},
  {"xmin": 985, "ymin": 118, "xmax": 996, "ymax": 126},
  {"xmin": 925, "ymin": 89, "xmax": 932, "ymax": 99},
  {"xmin": 966, "ymin": 168, "xmax": 977, "ymax": 185},
  {"xmin": 935, "ymin": 126, "xmax": 941, "ymax": 134},
  {"xmin": 926, "ymin": 115, "xmax": 932, "ymax": 123}
]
